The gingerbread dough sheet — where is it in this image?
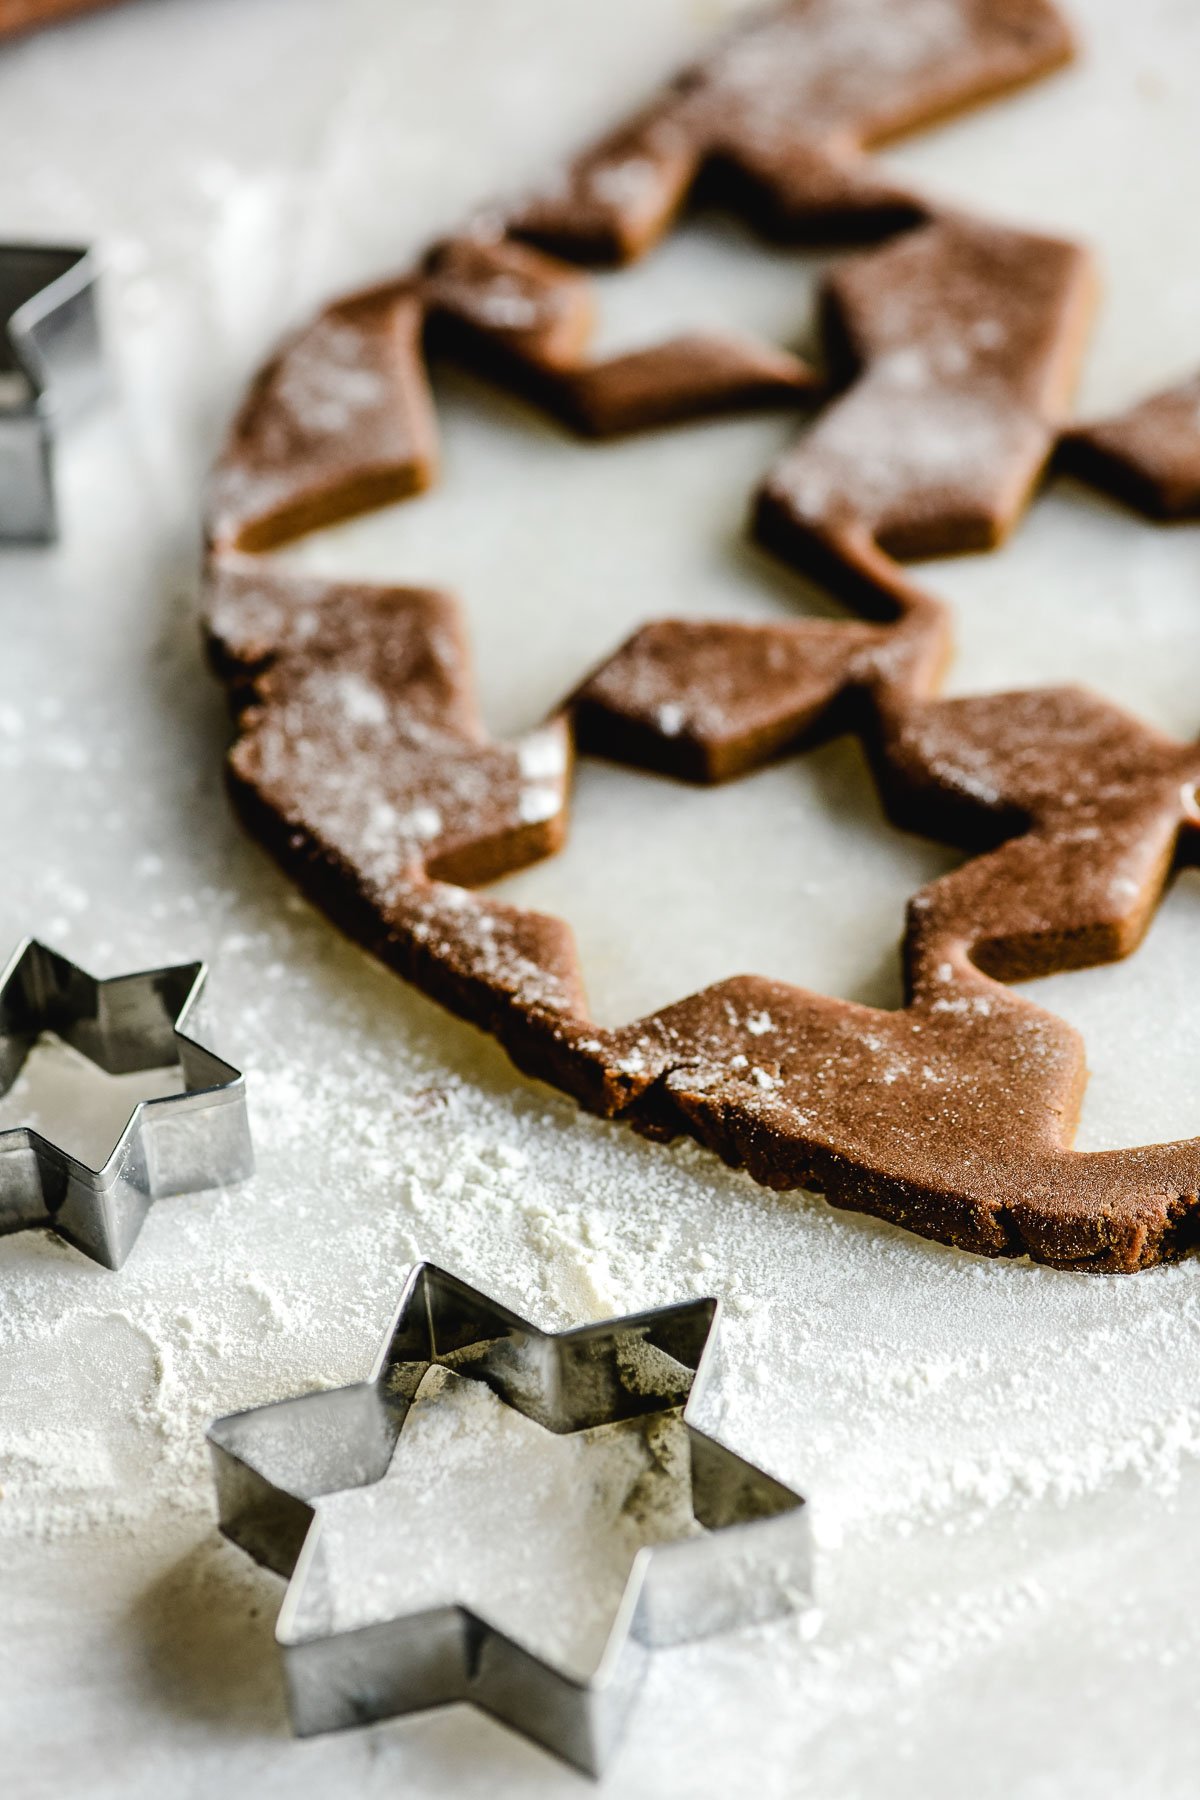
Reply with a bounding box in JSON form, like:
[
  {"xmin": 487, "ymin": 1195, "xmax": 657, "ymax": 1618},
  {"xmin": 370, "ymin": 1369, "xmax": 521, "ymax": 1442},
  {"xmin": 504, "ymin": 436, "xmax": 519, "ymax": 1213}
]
[{"xmin": 4, "ymin": 2, "xmax": 1200, "ymax": 1797}]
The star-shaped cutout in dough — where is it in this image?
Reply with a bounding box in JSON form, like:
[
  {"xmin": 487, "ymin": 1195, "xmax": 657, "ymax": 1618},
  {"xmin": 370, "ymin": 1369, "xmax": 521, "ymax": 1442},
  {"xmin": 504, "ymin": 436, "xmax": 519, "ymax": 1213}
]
[
  {"xmin": 208, "ymin": 1261, "xmax": 809, "ymax": 1776},
  {"xmin": 0, "ymin": 939, "xmax": 253, "ymax": 1267},
  {"xmin": 204, "ymin": 239, "xmax": 819, "ymax": 557}
]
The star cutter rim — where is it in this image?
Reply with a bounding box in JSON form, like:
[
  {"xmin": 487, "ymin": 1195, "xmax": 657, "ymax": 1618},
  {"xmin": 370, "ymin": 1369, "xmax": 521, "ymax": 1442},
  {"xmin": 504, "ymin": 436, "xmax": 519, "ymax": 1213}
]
[
  {"xmin": 0, "ymin": 242, "xmax": 103, "ymax": 542},
  {"xmin": 208, "ymin": 1260, "xmax": 811, "ymax": 1777},
  {"xmin": 0, "ymin": 938, "xmax": 254, "ymax": 1269}
]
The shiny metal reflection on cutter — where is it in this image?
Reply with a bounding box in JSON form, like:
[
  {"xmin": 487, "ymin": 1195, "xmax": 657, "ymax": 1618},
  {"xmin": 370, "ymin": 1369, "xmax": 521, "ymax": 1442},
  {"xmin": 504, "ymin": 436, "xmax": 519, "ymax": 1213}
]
[
  {"xmin": 0, "ymin": 939, "xmax": 254, "ymax": 1268},
  {"xmin": 0, "ymin": 243, "xmax": 103, "ymax": 541},
  {"xmin": 208, "ymin": 1261, "xmax": 811, "ymax": 1778}
]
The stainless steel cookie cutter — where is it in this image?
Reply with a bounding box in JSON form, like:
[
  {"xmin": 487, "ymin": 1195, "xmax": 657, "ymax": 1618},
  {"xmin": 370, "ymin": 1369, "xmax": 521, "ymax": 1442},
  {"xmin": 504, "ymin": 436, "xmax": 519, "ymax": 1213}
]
[
  {"xmin": 0, "ymin": 938, "xmax": 253, "ymax": 1268},
  {"xmin": 0, "ymin": 243, "xmax": 103, "ymax": 540},
  {"xmin": 208, "ymin": 1260, "xmax": 810, "ymax": 1777}
]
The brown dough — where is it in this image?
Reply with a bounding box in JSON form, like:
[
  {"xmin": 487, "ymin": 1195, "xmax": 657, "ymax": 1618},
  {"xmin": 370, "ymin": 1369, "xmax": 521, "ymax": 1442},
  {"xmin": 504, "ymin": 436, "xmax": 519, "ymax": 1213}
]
[
  {"xmin": 203, "ymin": 0, "xmax": 1200, "ymax": 1271},
  {"xmin": 207, "ymin": 286, "xmax": 437, "ymax": 554},
  {"xmin": 0, "ymin": 0, "xmax": 117, "ymax": 34},
  {"xmin": 1058, "ymin": 371, "xmax": 1200, "ymax": 519},
  {"xmin": 206, "ymin": 554, "xmax": 1200, "ymax": 1273},
  {"xmin": 423, "ymin": 231, "xmax": 818, "ymax": 434},
  {"xmin": 755, "ymin": 213, "xmax": 1095, "ymax": 599},
  {"xmin": 507, "ymin": 0, "xmax": 1074, "ymax": 262},
  {"xmin": 206, "ymin": 236, "xmax": 819, "ymax": 554},
  {"xmin": 208, "ymin": 562, "xmax": 572, "ymax": 912}
]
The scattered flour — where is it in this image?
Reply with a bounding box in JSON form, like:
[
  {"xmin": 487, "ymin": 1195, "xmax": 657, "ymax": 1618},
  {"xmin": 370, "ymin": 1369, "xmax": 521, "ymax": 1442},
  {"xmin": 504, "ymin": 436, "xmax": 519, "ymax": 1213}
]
[
  {"xmin": 0, "ymin": 1033, "xmax": 184, "ymax": 1170},
  {"xmin": 4, "ymin": 0, "xmax": 1200, "ymax": 1794},
  {"xmin": 295, "ymin": 1365, "xmax": 700, "ymax": 1676}
]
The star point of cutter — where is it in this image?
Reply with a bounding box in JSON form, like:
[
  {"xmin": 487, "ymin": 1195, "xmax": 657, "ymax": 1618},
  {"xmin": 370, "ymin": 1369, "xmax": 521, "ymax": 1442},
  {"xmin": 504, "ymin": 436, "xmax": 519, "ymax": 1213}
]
[
  {"xmin": 207, "ymin": 1260, "xmax": 810, "ymax": 1777},
  {"xmin": 0, "ymin": 938, "xmax": 253, "ymax": 1268},
  {"xmin": 0, "ymin": 240, "xmax": 103, "ymax": 540}
]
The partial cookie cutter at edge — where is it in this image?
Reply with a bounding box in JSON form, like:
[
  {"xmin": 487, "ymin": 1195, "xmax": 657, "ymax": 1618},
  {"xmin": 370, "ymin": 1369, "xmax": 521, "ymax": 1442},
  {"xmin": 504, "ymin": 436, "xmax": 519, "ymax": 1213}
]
[
  {"xmin": 0, "ymin": 939, "xmax": 254, "ymax": 1268},
  {"xmin": 208, "ymin": 1260, "xmax": 810, "ymax": 1778},
  {"xmin": 0, "ymin": 243, "xmax": 103, "ymax": 541}
]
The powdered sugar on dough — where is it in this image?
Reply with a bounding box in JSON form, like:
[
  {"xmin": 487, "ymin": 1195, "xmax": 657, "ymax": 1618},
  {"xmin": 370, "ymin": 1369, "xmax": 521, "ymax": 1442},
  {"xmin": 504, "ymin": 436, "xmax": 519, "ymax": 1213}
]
[
  {"xmin": 207, "ymin": 316, "xmax": 391, "ymax": 532},
  {"xmin": 779, "ymin": 381, "xmax": 1040, "ymax": 526},
  {"xmin": 701, "ymin": 0, "xmax": 970, "ymax": 142},
  {"xmin": 243, "ymin": 715, "xmax": 552, "ymax": 891},
  {"xmin": 269, "ymin": 315, "xmax": 390, "ymax": 437}
]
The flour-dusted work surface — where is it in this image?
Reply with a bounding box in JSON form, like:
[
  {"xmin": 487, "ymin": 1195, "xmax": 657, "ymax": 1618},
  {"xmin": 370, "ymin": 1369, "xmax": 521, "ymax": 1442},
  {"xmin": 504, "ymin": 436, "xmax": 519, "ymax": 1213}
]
[{"xmin": 3, "ymin": 1, "xmax": 1200, "ymax": 1794}]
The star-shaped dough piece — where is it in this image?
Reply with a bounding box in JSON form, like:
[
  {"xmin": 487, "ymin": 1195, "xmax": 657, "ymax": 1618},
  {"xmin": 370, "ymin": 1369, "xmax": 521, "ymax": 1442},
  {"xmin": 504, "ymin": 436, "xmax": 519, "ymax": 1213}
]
[
  {"xmin": 507, "ymin": 0, "xmax": 1074, "ymax": 263},
  {"xmin": 0, "ymin": 939, "xmax": 252, "ymax": 1267},
  {"xmin": 208, "ymin": 1261, "xmax": 809, "ymax": 1776}
]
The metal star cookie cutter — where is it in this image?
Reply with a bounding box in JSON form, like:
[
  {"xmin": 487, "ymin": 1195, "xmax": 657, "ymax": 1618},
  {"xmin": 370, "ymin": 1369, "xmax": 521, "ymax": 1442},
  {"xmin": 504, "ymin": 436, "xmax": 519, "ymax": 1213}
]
[
  {"xmin": 0, "ymin": 243, "xmax": 103, "ymax": 541},
  {"xmin": 0, "ymin": 938, "xmax": 253, "ymax": 1268},
  {"xmin": 208, "ymin": 1260, "xmax": 810, "ymax": 1777}
]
